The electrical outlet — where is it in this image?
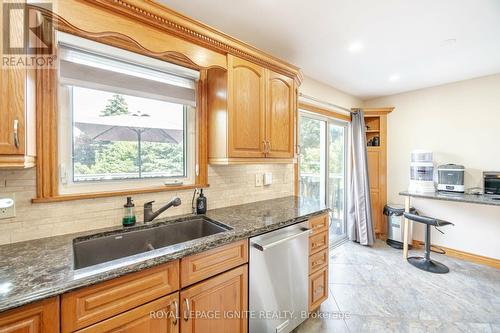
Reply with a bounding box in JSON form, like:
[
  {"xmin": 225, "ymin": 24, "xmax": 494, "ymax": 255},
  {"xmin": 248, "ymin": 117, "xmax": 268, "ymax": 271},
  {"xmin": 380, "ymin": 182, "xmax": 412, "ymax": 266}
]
[
  {"xmin": 255, "ymin": 174, "xmax": 263, "ymax": 187},
  {"xmin": 0, "ymin": 194, "xmax": 16, "ymax": 219}
]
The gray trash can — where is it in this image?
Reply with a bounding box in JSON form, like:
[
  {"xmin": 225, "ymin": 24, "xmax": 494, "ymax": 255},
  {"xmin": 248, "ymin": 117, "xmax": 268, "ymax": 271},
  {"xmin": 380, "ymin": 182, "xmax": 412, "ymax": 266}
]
[{"xmin": 383, "ymin": 204, "xmax": 415, "ymax": 249}]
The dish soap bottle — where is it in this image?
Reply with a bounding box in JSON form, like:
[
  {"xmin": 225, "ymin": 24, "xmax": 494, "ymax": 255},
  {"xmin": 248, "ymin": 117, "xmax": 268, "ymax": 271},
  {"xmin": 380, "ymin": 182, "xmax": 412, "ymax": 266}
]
[
  {"xmin": 122, "ymin": 197, "xmax": 136, "ymax": 227},
  {"xmin": 196, "ymin": 189, "xmax": 207, "ymax": 214}
]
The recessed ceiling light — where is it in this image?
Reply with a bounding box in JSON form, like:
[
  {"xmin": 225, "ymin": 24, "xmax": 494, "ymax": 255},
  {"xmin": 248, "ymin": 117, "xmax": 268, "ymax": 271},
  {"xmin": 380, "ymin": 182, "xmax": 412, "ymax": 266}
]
[
  {"xmin": 441, "ymin": 38, "xmax": 457, "ymax": 47},
  {"xmin": 389, "ymin": 74, "xmax": 400, "ymax": 82},
  {"xmin": 348, "ymin": 41, "xmax": 364, "ymax": 53}
]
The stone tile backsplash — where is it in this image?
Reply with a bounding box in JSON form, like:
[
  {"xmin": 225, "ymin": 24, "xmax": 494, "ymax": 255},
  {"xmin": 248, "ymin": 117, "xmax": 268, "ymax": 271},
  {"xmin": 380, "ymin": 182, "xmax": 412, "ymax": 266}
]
[{"xmin": 0, "ymin": 164, "xmax": 294, "ymax": 245}]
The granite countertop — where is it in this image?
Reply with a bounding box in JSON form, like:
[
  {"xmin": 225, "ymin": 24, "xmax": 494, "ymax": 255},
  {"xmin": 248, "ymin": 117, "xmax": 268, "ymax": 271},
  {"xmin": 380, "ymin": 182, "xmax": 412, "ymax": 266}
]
[
  {"xmin": 0, "ymin": 196, "xmax": 327, "ymax": 313},
  {"xmin": 399, "ymin": 190, "xmax": 500, "ymax": 207}
]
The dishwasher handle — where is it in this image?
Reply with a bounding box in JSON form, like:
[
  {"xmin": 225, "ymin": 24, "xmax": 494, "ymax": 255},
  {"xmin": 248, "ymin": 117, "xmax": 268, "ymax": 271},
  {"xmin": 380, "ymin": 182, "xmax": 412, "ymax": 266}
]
[{"xmin": 252, "ymin": 228, "xmax": 311, "ymax": 251}]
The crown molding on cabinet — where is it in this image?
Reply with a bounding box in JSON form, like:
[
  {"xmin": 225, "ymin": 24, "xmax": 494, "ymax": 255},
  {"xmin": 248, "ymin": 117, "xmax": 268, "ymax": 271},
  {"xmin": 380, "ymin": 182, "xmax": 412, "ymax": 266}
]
[{"xmin": 78, "ymin": 0, "xmax": 303, "ymax": 84}]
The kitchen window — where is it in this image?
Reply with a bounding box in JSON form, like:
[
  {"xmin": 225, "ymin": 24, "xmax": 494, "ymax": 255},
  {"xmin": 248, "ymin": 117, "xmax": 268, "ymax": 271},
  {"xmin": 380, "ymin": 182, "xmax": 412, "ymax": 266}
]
[{"xmin": 56, "ymin": 32, "xmax": 200, "ymax": 194}]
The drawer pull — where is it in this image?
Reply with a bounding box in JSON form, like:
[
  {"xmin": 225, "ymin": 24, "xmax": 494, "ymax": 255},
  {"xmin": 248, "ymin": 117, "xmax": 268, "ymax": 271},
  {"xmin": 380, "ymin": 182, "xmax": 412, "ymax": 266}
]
[
  {"xmin": 183, "ymin": 298, "xmax": 190, "ymax": 321},
  {"xmin": 13, "ymin": 119, "xmax": 19, "ymax": 148},
  {"xmin": 172, "ymin": 300, "xmax": 178, "ymax": 325}
]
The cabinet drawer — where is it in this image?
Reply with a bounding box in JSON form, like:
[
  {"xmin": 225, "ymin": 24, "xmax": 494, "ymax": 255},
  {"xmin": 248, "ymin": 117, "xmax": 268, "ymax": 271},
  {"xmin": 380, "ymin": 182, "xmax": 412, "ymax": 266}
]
[
  {"xmin": 309, "ymin": 213, "xmax": 329, "ymax": 235},
  {"xmin": 309, "ymin": 267, "xmax": 328, "ymax": 312},
  {"xmin": 62, "ymin": 260, "xmax": 179, "ymax": 333},
  {"xmin": 309, "ymin": 230, "xmax": 328, "ymax": 255},
  {"xmin": 77, "ymin": 293, "xmax": 179, "ymax": 333},
  {"xmin": 309, "ymin": 248, "xmax": 328, "ymax": 274},
  {"xmin": 180, "ymin": 240, "xmax": 248, "ymax": 288}
]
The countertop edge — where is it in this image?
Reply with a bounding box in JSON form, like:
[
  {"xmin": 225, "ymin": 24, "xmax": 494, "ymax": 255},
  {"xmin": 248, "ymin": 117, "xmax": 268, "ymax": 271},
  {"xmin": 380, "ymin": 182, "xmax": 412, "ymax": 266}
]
[{"xmin": 399, "ymin": 191, "xmax": 500, "ymax": 207}]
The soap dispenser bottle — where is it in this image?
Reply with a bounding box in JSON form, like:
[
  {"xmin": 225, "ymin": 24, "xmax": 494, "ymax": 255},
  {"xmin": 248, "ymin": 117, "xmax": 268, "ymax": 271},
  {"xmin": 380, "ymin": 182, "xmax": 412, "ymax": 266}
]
[
  {"xmin": 196, "ymin": 189, "xmax": 207, "ymax": 214},
  {"xmin": 122, "ymin": 197, "xmax": 136, "ymax": 227}
]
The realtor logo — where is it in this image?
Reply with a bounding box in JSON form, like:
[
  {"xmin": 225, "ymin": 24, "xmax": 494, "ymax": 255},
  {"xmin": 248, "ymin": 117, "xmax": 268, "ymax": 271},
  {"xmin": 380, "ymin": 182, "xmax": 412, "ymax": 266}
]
[{"xmin": 2, "ymin": 1, "xmax": 56, "ymax": 68}]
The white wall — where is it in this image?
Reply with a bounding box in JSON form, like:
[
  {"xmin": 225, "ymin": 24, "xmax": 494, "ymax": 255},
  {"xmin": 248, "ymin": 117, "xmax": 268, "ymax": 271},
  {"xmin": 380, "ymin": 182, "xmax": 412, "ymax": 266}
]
[
  {"xmin": 365, "ymin": 74, "xmax": 500, "ymax": 259},
  {"xmin": 300, "ymin": 76, "xmax": 363, "ymax": 110}
]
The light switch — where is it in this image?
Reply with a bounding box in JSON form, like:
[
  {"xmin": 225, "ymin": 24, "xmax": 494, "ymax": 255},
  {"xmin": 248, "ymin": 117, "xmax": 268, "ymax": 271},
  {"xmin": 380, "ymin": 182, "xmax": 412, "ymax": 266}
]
[
  {"xmin": 0, "ymin": 194, "xmax": 16, "ymax": 219},
  {"xmin": 255, "ymin": 174, "xmax": 263, "ymax": 187},
  {"xmin": 264, "ymin": 172, "xmax": 272, "ymax": 186}
]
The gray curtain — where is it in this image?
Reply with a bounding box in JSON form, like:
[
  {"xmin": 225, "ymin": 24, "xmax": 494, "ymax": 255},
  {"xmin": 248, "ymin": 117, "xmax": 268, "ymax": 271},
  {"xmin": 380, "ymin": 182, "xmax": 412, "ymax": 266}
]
[{"xmin": 347, "ymin": 110, "xmax": 375, "ymax": 246}]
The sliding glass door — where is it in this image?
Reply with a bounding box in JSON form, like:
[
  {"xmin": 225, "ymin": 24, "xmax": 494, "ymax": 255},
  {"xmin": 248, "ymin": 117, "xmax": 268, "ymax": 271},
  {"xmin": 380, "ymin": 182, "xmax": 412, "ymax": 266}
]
[
  {"xmin": 299, "ymin": 112, "xmax": 348, "ymax": 246},
  {"xmin": 328, "ymin": 123, "xmax": 347, "ymax": 244}
]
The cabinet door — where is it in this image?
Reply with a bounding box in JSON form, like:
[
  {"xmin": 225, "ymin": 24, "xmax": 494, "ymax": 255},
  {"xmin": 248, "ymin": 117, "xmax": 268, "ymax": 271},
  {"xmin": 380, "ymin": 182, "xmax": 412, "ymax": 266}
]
[
  {"xmin": 367, "ymin": 150, "xmax": 380, "ymax": 190},
  {"xmin": 0, "ymin": 297, "xmax": 59, "ymax": 333},
  {"xmin": 227, "ymin": 55, "xmax": 266, "ymax": 158},
  {"xmin": 180, "ymin": 265, "xmax": 248, "ymax": 333},
  {"xmin": 265, "ymin": 71, "xmax": 294, "ymax": 158},
  {"xmin": 77, "ymin": 293, "xmax": 179, "ymax": 333},
  {"xmin": 0, "ymin": 2, "xmax": 25, "ymax": 155},
  {"xmin": 308, "ymin": 266, "xmax": 328, "ymax": 312},
  {"xmin": 370, "ymin": 190, "xmax": 381, "ymax": 234}
]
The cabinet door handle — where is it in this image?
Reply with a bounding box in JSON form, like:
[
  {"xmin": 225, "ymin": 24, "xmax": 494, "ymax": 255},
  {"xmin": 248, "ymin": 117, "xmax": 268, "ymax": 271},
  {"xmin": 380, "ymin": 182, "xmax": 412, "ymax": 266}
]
[
  {"xmin": 13, "ymin": 119, "xmax": 19, "ymax": 148},
  {"xmin": 183, "ymin": 298, "xmax": 190, "ymax": 321},
  {"xmin": 172, "ymin": 300, "xmax": 178, "ymax": 325},
  {"xmin": 262, "ymin": 140, "xmax": 267, "ymax": 154},
  {"xmin": 267, "ymin": 140, "xmax": 271, "ymax": 152}
]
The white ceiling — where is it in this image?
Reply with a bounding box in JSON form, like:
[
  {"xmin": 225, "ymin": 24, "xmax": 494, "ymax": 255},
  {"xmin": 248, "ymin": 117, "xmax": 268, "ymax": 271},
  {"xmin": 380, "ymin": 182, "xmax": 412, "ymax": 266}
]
[{"xmin": 159, "ymin": 0, "xmax": 500, "ymax": 100}]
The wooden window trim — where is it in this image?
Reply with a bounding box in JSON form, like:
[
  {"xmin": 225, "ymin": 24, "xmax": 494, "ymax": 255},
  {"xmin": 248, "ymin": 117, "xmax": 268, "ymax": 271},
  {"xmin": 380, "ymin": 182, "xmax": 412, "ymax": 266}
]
[
  {"xmin": 298, "ymin": 102, "xmax": 352, "ymax": 122},
  {"xmin": 34, "ymin": 32, "xmax": 209, "ymax": 203}
]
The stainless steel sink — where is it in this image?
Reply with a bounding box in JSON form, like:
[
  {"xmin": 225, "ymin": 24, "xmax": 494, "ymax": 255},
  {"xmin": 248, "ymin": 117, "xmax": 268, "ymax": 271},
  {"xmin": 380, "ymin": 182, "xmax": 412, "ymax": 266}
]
[{"xmin": 73, "ymin": 217, "xmax": 231, "ymax": 270}]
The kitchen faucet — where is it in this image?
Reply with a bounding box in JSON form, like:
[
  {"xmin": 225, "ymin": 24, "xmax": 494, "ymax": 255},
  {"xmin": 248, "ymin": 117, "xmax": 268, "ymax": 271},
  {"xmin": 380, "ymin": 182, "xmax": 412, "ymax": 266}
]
[{"xmin": 143, "ymin": 197, "xmax": 181, "ymax": 223}]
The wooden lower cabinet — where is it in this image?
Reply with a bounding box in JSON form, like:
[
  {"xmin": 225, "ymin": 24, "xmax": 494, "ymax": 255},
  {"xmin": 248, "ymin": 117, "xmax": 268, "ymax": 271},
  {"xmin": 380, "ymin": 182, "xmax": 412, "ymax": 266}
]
[
  {"xmin": 0, "ymin": 297, "xmax": 59, "ymax": 333},
  {"xmin": 180, "ymin": 240, "xmax": 248, "ymax": 288},
  {"xmin": 308, "ymin": 267, "xmax": 328, "ymax": 312},
  {"xmin": 77, "ymin": 293, "xmax": 179, "ymax": 333},
  {"xmin": 308, "ymin": 213, "xmax": 330, "ymax": 312},
  {"xmin": 61, "ymin": 261, "xmax": 179, "ymax": 333},
  {"xmin": 309, "ymin": 230, "xmax": 328, "ymax": 255},
  {"xmin": 180, "ymin": 265, "xmax": 248, "ymax": 333}
]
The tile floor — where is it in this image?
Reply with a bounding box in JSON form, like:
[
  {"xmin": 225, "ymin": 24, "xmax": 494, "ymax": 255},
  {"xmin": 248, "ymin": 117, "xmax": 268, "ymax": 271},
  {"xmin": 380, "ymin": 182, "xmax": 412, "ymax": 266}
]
[{"xmin": 295, "ymin": 240, "xmax": 500, "ymax": 333}]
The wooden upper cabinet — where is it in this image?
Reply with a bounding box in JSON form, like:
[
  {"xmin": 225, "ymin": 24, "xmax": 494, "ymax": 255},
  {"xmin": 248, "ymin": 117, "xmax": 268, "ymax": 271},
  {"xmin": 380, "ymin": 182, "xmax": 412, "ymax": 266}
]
[
  {"xmin": 180, "ymin": 265, "xmax": 248, "ymax": 333},
  {"xmin": 207, "ymin": 55, "xmax": 297, "ymax": 164},
  {"xmin": 0, "ymin": 297, "xmax": 59, "ymax": 333},
  {"xmin": 0, "ymin": 1, "xmax": 36, "ymax": 168},
  {"xmin": 227, "ymin": 55, "xmax": 266, "ymax": 158},
  {"xmin": 266, "ymin": 71, "xmax": 294, "ymax": 158},
  {"xmin": 0, "ymin": 67, "xmax": 25, "ymax": 155}
]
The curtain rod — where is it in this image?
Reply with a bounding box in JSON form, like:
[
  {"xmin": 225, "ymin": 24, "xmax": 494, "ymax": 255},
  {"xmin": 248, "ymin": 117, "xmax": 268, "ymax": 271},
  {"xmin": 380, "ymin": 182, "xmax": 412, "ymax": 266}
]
[{"xmin": 298, "ymin": 93, "xmax": 360, "ymax": 114}]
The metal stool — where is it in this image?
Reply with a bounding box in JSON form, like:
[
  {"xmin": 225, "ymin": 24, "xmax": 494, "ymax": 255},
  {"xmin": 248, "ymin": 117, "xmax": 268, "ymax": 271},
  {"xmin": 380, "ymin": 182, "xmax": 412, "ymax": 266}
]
[{"xmin": 403, "ymin": 212, "xmax": 454, "ymax": 274}]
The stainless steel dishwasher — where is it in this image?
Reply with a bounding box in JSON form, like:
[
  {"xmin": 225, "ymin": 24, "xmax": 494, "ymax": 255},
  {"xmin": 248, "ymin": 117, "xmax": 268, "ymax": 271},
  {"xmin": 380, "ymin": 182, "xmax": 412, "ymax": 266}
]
[{"xmin": 249, "ymin": 221, "xmax": 310, "ymax": 333}]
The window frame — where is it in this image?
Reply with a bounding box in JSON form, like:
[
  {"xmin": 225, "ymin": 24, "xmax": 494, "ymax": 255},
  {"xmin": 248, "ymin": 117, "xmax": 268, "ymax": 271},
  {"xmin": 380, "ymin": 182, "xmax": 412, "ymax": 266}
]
[
  {"xmin": 34, "ymin": 30, "xmax": 209, "ymax": 203},
  {"xmin": 57, "ymin": 86, "xmax": 196, "ymax": 195}
]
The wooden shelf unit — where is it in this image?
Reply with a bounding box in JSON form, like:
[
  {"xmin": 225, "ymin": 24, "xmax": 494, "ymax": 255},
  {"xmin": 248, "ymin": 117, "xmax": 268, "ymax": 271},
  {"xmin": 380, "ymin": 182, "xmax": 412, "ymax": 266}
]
[
  {"xmin": 364, "ymin": 108, "xmax": 393, "ymax": 237},
  {"xmin": 365, "ymin": 116, "xmax": 381, "ymax": 147}
]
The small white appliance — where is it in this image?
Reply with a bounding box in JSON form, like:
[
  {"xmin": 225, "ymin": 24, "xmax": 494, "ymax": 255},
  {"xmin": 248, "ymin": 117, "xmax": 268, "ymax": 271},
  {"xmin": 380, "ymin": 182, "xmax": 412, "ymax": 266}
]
[
  {"xmin": 437, "ymin": 164, "xmax": 465, "ymax": 192},
  {"xmin": 408, "ymin": 150, "xmax": 435, "ymax": 193}
]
